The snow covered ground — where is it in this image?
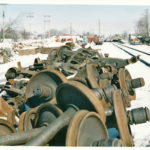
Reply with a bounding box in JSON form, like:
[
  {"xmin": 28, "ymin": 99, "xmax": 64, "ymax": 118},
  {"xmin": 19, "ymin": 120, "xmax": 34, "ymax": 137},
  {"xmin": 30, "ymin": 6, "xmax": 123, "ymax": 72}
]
[
  {"xmin": 0, "ymin": 53, "xmax": 48, "ymax": 84},
  {"xmin": 0, "ymin": 41, "xmax": 150, "ymax": 146}
]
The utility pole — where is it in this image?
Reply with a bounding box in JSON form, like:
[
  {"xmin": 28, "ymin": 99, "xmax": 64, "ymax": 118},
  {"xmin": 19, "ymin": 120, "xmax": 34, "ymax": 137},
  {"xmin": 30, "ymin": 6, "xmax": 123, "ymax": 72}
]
[
  {"xmin": 2, "ymin": 10, "xmax": 5, "ymax": 42},
  {"xmin": 98, "ymin": 19, "xmax": 100, "ymax": 37},
  {"xmin": 0, "ymin": 4, "xmax": 7, "ymax": 42},
  {"xmin": 70, "ymin": 22, "xmax": 72, "ymax": 35},
  {"xmin": 26, "ymin": 13, "xmax": 34, "ymax": 37},
  {"xmin": 43, "ymin": 15, "xmax": 51, "ymax": 38}
]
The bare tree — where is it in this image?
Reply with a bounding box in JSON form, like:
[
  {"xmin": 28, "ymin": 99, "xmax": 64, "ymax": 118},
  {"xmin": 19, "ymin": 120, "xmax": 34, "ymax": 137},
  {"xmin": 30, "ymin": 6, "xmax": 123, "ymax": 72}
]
[
  {"xmin": 50, "ymin": 29, "xmax": 60, "ymax": 36},
  {"xmin": 121, "ymin": 31, "xmax": 129, "ymax": 40},
  {"xmin": 0, "ymin": 13, "xmax": 23, "ymax": 42},
  {"xmin": 20, "ymin": 29, "xmax": 31, "ymax": 40},
  {"xmin": 145, "ymin": 9, "xmax": 149, "ymax": 36},
  {"xmin": 135, "ymin": 9, "xmax": 150, "ymax": 37}
]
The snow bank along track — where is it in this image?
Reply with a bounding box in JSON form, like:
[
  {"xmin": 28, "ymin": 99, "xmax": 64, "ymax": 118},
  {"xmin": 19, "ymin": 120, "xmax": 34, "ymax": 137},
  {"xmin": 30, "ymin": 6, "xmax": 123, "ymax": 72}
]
[
  {"xmin": 112, "ymin": 42, "xmax": 150, "ymax": 67},
  {"xmin": 0, "ymin": 44, "xmax": 149, "ymax": 146}
]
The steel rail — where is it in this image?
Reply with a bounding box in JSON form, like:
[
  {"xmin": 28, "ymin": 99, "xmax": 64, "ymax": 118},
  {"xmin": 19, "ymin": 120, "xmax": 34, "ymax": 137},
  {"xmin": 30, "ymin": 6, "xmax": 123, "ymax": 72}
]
[
  {"xmin": 112, "ymin": 43, "xmax": 150, "ymax": 67},
  {"xmin": 118, "ymin": 43, "xmax": 150, "ymax": 56}
]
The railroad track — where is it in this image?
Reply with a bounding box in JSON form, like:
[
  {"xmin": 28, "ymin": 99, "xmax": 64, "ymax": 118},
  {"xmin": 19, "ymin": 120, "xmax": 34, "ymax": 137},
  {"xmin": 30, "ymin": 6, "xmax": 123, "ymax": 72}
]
[
  {"xmin": 118, "ymin": 43, "xmax": 150, "ymax": 56},
  {"xmin": 111, "ymin": 42, "xmax": 150, "ymax": 67}
]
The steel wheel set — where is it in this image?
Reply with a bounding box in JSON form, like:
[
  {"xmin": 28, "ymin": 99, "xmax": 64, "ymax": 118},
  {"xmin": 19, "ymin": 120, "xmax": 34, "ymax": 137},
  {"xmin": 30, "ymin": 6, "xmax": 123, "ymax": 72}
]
[{"xmin": 0, "ymin": 44, "xmax": 149, "ymax": 146}]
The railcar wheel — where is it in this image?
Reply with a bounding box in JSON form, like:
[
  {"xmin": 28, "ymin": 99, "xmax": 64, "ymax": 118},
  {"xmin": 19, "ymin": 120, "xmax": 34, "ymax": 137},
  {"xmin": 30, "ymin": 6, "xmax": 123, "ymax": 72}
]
[
  {"xmin": 34, "ymin": 103, "xmax": 62, "ymax": 128},
  {"xmin": 66, "ymin": 111, "xmax": 108, "ymax": 146},
  {"xmin": 56, "ymin": 80, "xmax": 106, "ymax": 122},
  {"xmin": 113, "ymin": 90, "xmax": 134, "ymax": 146},
  {"xmin": 118, "ymin": 68, "xmax": 136, "ymax": 101},
  {"xmin": 66, "ymin": 110, "xmax": 89, "ymax": 146},
  {"xmin": 25, "ymin": 69, "xmax": 67, "ymax": 107},
  {"xmin": 18, "ymin": 108, "xmax": 37, "ymax": 131},
  {"xmin": 86, "ymin": 64, "xmax": 100, "ymax": 88}
]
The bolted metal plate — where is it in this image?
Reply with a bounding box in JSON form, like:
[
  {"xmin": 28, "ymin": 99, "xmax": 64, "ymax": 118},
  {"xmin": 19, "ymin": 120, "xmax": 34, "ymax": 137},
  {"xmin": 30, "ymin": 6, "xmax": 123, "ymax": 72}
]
[
  {"xmin": 18, "ymin": 108, "xmax": 37, "ymax": 131},
  {"xmin": 0, "ymin": 119, "xmax": 16, "ymax": 135},
  {"xmin": 76, "ymin": 112, "xmax": 108, "ymax": 146},
  {"xmin": 113, "ymin": 90, "xmax": 134, "ymax": 146},
  {"xmin": 66, "ymin": 110, "xmax": 89, "ymax": 146},
  {"xmin": 56, "ymin": 80, "xmax": 106, "ymax": 122},
  {"xmin": 25, "ymin": 69, "xmax": 67, "ymax": 107}
]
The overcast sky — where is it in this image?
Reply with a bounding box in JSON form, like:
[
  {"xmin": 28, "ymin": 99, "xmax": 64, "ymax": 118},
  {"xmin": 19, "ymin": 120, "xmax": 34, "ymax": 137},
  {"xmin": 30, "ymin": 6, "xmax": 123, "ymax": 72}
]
[{"xmin": 0, "ymin": 4, "xmax": 150, "ymax": 36}]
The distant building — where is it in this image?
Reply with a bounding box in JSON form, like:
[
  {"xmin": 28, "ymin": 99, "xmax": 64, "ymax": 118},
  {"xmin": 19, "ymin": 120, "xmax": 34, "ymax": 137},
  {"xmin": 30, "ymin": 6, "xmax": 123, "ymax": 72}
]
[{"xmin": 56, "ymin": 34, "xmax": 82, "ymax": 42}]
